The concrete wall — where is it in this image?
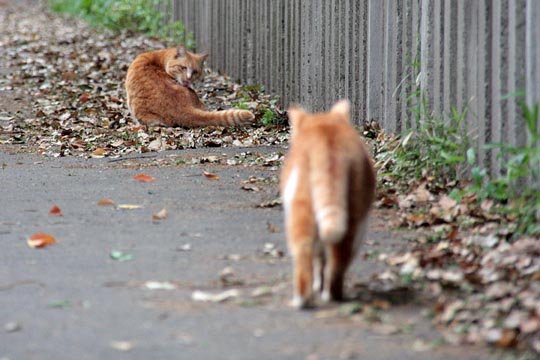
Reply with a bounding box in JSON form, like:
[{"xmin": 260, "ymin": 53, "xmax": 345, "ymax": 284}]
[{"xmin": 160, "ymin": 0, "xmax": 539, "ymax": 176}]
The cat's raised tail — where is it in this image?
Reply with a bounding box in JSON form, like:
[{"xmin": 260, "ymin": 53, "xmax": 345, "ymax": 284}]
[
  {"xmin": 308, "ymin": 100, "xmax": 352, "ymax": 244},
  {"xmin": 310, "ymin": 148, "xmax": 348, "ymax": 244}
]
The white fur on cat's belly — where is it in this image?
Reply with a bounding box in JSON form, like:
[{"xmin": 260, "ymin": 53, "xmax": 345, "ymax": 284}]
[{"xmin": 283, "ymin": 166, "xmax": 299, "ymax": 217}]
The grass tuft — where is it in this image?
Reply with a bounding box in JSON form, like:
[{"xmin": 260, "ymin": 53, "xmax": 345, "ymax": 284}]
[{"xmin": 49, "ymin": 0, "xmax": 194, "ymax": 48}]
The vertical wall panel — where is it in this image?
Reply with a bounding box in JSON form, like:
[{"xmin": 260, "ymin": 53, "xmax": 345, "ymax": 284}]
[
  {"xmin": 490, "ymin": 0, "xmax": 509, "ymax": 176},
  {"xmin": 476, "ymin": 0, "xmax": 493, "ymax": 169},
  {"xmin": 367, "ymin": 0, "xmax": 385, "ymax": 124},
  {"xmin": 508, "ymin": 0, "xmax": 527, "ymax": 148},
  {"xmin": 466, "ymin": 1, "xmax": 479, "ymax": 152},
  {"xmin": 442, "ymin": 0, "xmax": 458, "ymax": 122},
  {"xmin": 525, "ymin": 0, "xmax": 540, "ymax": 184},
  {"xmin": 384, "ymin": 0, "xmax": 402, "ymax": 133},
  {"xmin": 409, "ymin": 0, "xmax": 421, "ymax": 129},
  {"xmin": 399, "ymin": 0, "xmax": 414, "ymax": 130},
  {"xmin": 431, "ymin": 1, "xmax": 444, "ymax": 118},
  {"xmin": 420, "ymin": 0, "xmax": 434, "ymax": 116}
]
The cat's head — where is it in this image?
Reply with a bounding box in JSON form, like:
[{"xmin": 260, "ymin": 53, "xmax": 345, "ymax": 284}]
[
  {"xmin": 166, "ymin": 45, "xmax": 208, "ymax": 88},
  {"xmin": 287, "ymin": 100, "xmax": 351, "ymax": 137}
]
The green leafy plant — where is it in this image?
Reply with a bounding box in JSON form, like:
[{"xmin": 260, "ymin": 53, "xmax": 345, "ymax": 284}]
[
  {"xmin": 377, "ymin": 80, "xmax": 471, "ymax": 187},
  {"xmin": 468, "ymin": 92, "xmax": 540, "ymax": 235},
  {"xmin": 232, "ymin": 84, "xmax": 286, "ymax": 126},
  {"xmin": 261, "ymin": 108, "xmax": 277, "ymax": 126},
  {"xmin": 234, "ymin": 100, "xmax": 249, "ymax": 111},
  {"xmin": 378, "ymin": 60, "xmax": 539, "ymax": 236},
  {"xmin": 49, "ymin": 0, "xmax": 194, "ymax": 48}
]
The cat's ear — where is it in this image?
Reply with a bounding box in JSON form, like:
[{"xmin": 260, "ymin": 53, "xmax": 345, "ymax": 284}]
[
  {"xmin": 287, "ymin": 104, "xmax": 306, "ymax": 133},
  {"xmin": 199, "ymin": 53, "xmax": 209, "ymax": 63},
  {"xmin": 331, "ymin": 99, "xmax": 351, "ymax": 120},
  {"xmin": 176, "ymin": 45, "xmax": 187, "ymax": 58}
]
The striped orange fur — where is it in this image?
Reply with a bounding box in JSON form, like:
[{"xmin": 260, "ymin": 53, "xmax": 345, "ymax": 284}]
[
  {"xmin": 125, "ymin": 45, "xmax": 254, "ymax": 127},
  {"xmin": 280, "ymin": 100, "xmax": 376, "ymax": 308}
]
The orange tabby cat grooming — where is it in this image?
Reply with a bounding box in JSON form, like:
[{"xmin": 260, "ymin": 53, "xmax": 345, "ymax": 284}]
[
  {"xmin": 125, "ymin": 45, "xmax": 255, "ymax": 127},
  {"xmin": 280, "ymin": 100, "xmax": 376, "ymax": 309}
]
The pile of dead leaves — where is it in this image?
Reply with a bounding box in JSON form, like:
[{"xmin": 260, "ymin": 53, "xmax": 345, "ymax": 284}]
[
  {"xmin": 371, "ymin": 129, "xmax": 540, "ymax": 353},
  {"xmin": 0, "ymin": 3, "xmax": 288, "ymax": 158}
]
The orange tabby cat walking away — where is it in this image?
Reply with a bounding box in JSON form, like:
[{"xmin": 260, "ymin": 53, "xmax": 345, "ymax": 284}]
[
  {"xmin": 280, "ymin": 100, "xmax": 376, "ymax": 309},
  {"xmin": 125, "ymin": 45, "xmax": 255, "ymax": 127}
]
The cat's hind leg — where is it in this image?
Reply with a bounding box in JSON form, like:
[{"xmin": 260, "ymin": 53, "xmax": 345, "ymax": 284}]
[
  {"xmin": 283, "ymin": 167, "xmax": 316, "ymax": 309},
  {"xmin": 288, "ymin": 220, "xmax": 316, "ymax": 309},
  {"xmin": 321, "ymin": 231, "xmax": 356, "ymax": 302},
  {"xmin": 312, "ymin": 240, "xmax": 325, "ymax": 295},
  {"xmin": 322, "ymin": 218, "xmax": 367, "ymax": 302},
  {"xmin": 133, "ymin": 111, "xmax": 167, "ymax": 127}
]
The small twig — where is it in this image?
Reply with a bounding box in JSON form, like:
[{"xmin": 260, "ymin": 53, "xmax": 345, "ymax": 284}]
[
  {"xmin": 107, "ymin": 154, "xmax": 158, "ymax": 163},
  {"xmin": 0, "ymin": 280, "xmax": 45, "ymax": 291}
]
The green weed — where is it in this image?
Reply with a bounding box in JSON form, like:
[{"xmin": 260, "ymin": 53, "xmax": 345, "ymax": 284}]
[
  {"xmin": 380, "ymin": 61, "xmax": 539, "ymax": 236},
  {"xmin": 233, "ymin": 85, "xmax": 286, "ymax": 126},
  {"xmin": 377, "ymin": 87, "xmax": 471, "ymax": 187},
  {"xmin": 468, "ymin": 92, "xmax": 540, "ymax": 235},
  {"xmin": 49, "ymin": 0, "xmax": 194, "ymax": 48},
  {"xmin": 261, "ymin": 108, "xmax": 277, "ymax": 126}
]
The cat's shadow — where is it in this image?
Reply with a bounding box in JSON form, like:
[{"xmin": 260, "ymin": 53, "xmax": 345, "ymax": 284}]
[
  {"xmin": 348, "ymin": 281, "xmax": 416, "ymax": 306},
  {"xmin": 305, "ymin": 281, "xmax": 417, "ymax": 311}
]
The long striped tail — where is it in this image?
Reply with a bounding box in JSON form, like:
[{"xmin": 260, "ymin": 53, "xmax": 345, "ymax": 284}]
[{"xmin": 187, "ymin": 108, "xmax": 255, "ymax": 127}]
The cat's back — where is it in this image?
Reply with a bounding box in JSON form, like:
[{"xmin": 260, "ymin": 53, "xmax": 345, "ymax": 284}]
[
  {"xmin": 127, "ymin": 49, "xmax": 165, "ymax": 77},
  {"xmin": 294, "ymin": 114, "xmax": 364, "ymax": 159},
  {"xmin": 295, "ymin": 115, "xmax": 374, "ymax": 195}
]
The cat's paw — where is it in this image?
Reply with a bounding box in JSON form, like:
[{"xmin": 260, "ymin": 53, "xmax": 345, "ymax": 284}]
[
  {"xmin": 290, "ymin": 295, "xmax": 313, "ymax": 309},
  {"xmin": 321, "ymin": 290, "xmax": 331, "ymax": 303},
  {"xmin": 237, "ymin": 110, "xmax": 255, "ymax": 124}
]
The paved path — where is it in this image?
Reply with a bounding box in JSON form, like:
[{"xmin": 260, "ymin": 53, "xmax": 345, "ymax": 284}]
[{"xmin": 0, "ymin": 149, "xmax": 495, "ymax": 360}]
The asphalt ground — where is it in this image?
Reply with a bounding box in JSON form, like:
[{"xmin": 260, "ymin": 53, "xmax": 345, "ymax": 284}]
[{"xmin": 0, "ymin": 149, "xmax": 494, "ymax": 360}]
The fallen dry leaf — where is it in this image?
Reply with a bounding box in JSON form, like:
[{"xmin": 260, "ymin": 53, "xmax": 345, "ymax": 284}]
[
  {"xmin": 133, "ymin": 173, "xmax": 155, "ymax": 183},
  {"xmin": 251, "ymin": 286, "xmax": 274, "ymax": 298},
  {"xmin": 49, "ymin": 205, "xmax": 62, "ymax": 216},
  {"xmin": 257, "ymin": 198, "xmax": 282, "ymax": 208},
  {"xmin": 117, "ymin": 204, "xmax": 143, "ymax": 210},
  {"xmin": 97, "ymin": 198, "xmax": 115, "ymax": 206},
  {"xmin": 376, "ymin": 194, "xmax": 398, "ymax": 208},
  {"xmin": 91, "ymin": 147, "xmax": 107, "ymax": 158},
  {"xmin": 4, "ymin": 322, "xmax": 22, "ymax": 333},
  {"xmin": 241, "ymin": 184, "xmax": 260, "ymax": 192},
  {"xmin": 371, "ymin": 323, "xmax": 400, "ymax": 336},
  {"xmin": 191, "ymin": 289, "xmax": 240, "ymax": 303},
  {"xmin": 27, "ymin": 232, "xmax": 57, "ymax": 248},
  {"xmin": 266, "ymin": 222, "xmax": 280, "ymax": 233},
  {"xmin": 144, "ymin": 281, "xmax": 176, "ymax": 290},
  {"xmin": 438, "ymin": 195, "xmax": 457, "ymax": 210},
  {"xmin": 110, "ymin": 341, "xmax": 133, "ymax": 352},
  {"xmin": 203, "ymin": 171, "xmax": 220, "ymax": 180},
  {"xmin": 78, "ymin": 92, "xmax": 90, "ymax": 103},
  {"xmin": 495, "ymin": 329, "xmax": 517, "ymax": 348},
  {"xmin": 177, "ymin": 243, "xmax": 192, "ymax": 251},
  {"xmin": 152, "ymin": 208, "xmax": 168, "ymax": 221},
  {"xmin": 412, "ymin": 183, "xmax": 435, "ymax": 203},
  {"xmin": 262, "ymin": 242, "xmax": 284, "ymax": 258}
]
